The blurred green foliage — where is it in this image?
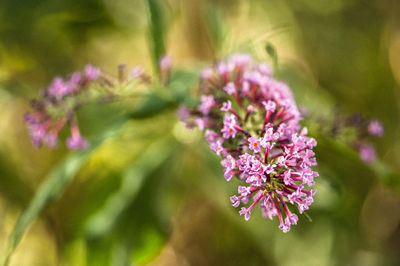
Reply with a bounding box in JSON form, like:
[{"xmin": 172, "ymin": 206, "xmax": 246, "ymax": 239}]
[{"xmin": 0, "ymin": 0, "xmax": 399, "ymax": 265}]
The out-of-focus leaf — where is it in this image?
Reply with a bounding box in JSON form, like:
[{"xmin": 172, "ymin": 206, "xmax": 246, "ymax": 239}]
[
  {"xmin": 313, "ymin": 133, "xmax": 400, "ymax": 192},
  {"xmin": 86, "ymin": 238, "xmax": 111, "ymax": 266},
  {"xmin": 84, "ymin": 138, "xmax": 178, "ymax": 265},
  {"xmin": 168, "ymin": 70, "xmax": 199, "ymax": 105},
  {"xmin": 0, "ymin": 154, "xmax": 32, "ymax": 205},
  {"xmin": 2, "ymin": 152, "xmax": 90, "ymax": 266},
  {"xmin": 146, "ymin": 0, "xmax": 166, "ymax": 74},
  {"xmin": 125, "ymin": 152, "xmax": 180, "ymax": 265},
  {"xmin": 2, "ymin": 117, "xmax": 127, "ymax": 266},
  {"xmin": 205, "ymin": 3, "xmax": 225, "ymax": 54},
  {"xmin": 370, "ymin": 159, "xmax": 400, "ymax": 193},
  {"xmin": 85, "ymin": 137, "xmax": 177, "ymax": 239},
  {"xmin": 76, "ymin": 101, "xmax": 128, "ymax": 139},
  {"xmin": 303, "ymin": 212, "xmax": 313, "ymax": 222},
  {"xmin": 265, "ymin": 42, "xmax": 278, "ymax": 68},
  {"xmin": 110, "ymin": 237, "xmax": 132, "ymax": 266},
  {"xmin": 129, "ymin": 225, "xmax": 165, "ymax": 264},
  {"xmin": 85, "ymin": 209, "xmax": 166, "ymax": 266},
  {"xmin": 129, "ymin": 93, "xmax": 173, "ymax": 119}
]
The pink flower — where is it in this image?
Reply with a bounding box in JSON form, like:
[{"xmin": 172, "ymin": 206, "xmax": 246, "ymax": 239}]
[
  {"xmin": 283, "ymin": 170, "xmax": 292, "ymax": 185},
  {"xmin": 130, "ymin": 66, "xmax": 144, "ymax": 79},
  {"xmin": 368, "ymin": 119, "xmax": 384, "ymax": 137},
  {"xmin": 194, "ymin": 118, "xmax": 206, "ymax": 130},
  {"xmin": 248, "ymin": 137, "xmax": 261, "ymax": 153},
  {"xmin": 230, "ymin": 195, "xmax": 241, "ymax": 207},
  {"xmin": 221, "ymin": 126, "xmax": 237, "ymax": 139},
  {"xmin": 159, "ymin": 55, "xmax": 172, "ymax": 72},
  {"xmin": 198, "ymin": 95, "xmax": 216, "ymax": 115},
  {"xmin": 221, "ymin": 100, "xmax": 232, "ymax": 112},
  {"xmin": 257, "ymin": 62, "xmax": 273, "ymax": 76},
  {"xmin": 67, "ymin": 72, "xmax": 82, "ymax": 93},
  {"xmin": 239, "ymin": 207, "xmax": 252, "ymax": 221},
  {"xmin": 84, "ymin": 64, "xmax": 101, "ymax": 81},
  {"xmin": 205, "ymin": 130, "xmax": 218, "ymax": 143},
  {"xmin": 210, "ymin": 140, "xmax": 224, "ymax": 156},
  {"xmin": 24, "ymin": 62, "xmax": 129, "ymax": 150},
  {"xmin": 221, "ymin": 155, "xmax": 236, "ymax": 169},
  {"xmin": 179, "ymin": 54, "xmax": 318, "ymax": 232},
  {"xmin": 221, "ymin": 114, "xmax": 238, "ymax": 139},
  {"xmin": 176, "ymin": 106, "xmax": 191, "ymax": 121},
  {"xmin": 66, "ymin": 119, "xmax": 89, "ymax": 150},
  {"xmin": 201, "ymin": 67, "xmax": 214, "ymax": 81},
  {"xmin": 262, "ymin": 100, "xmax": 276, "ymax": 113},
  {"xmin": 359, "ymin": 144, "xmax": 376, "ymax": 163},
  {"xmin": 66, "ymin": 136, "xmax": 89, "ymax": 150},
  {"xmin": 229, "ymin": 54, "xmax": 252, "ymax": 69},
  {"xmin": 48, "ymin": 77, "xmax": 69, "ymax": 100},
  {"xmin": 241, "ymin": 81, "xmax": 250, "ymax": 96},
  {"xmin": 223, "ymin": 82, "xmax": 236, "ymax": 95},
  {"xmin": 217, "ymin": 62, "xmax": 231, "ymax": 76}
]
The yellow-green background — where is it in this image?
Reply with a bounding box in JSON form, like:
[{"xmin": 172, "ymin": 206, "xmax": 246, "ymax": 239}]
[{"xmin": 0, "ymin": 0, "xmax": 399, "ymax": 265}]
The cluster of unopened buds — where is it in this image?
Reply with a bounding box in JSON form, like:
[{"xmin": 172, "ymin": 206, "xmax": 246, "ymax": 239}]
[
  {"xmin": 180, "ymin": 54, "xmax": 318, "ymax": 232},
  {"xmin": 331, "ymin": 113, "xmax": 384, "ymax": 163},
  {"xmin": 356, "ymin": 118, "xmax": 384, "ymax": 163},
  {"xmin": 24, "ymin": 62, "xmax": 152, "ymax": 150}
]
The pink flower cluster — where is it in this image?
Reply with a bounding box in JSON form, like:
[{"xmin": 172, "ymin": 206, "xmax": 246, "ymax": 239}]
[
  {"xmin": 356, "ymin": 119, "xmax": 384, "ymax": 163},
  {"xmin": 180, "ymin": 54, "xmax": 318, "ymax": 232},
  {"xmin": 344, "ymin": 116, "xmax": 384, "ymax": 163},
  {"xmin": 24, "ymin": 65, "xmax": 101, "ymax": 150},
  {"xmin": 24, "ymin": 64, "xmax": 147, "ymax": 150}
]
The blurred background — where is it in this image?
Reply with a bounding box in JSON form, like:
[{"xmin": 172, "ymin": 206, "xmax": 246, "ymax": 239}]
[{"xmin": 0, "ymin": 0, "xmax": 400, "ymax": 265}]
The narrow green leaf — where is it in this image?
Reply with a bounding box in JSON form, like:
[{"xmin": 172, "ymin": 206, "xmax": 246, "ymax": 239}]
[
  {"xmin": 129, "ymin": 93, "xmax": 172, "ymax": 119},
  {"xmin": 111, "ymin": 236, "xmax": 132, "ymax": 266},
  {"xmin": 85, "ymin": 138, "xmax": 177, "ymax": 239},
  {"xmin": 303, "ymin": 212, "xmax": 313, "ymax": 222},
  {"xmin": 2, "ymin": 153, "xmax": 90, "ymax": 265},
  {"xmin": 0, "ymin": 154, "xmax": 33, "ymax": 205},
  {"xmin": 167, "ymin": 70, "xmax": 199, "ymax": 104},
  {"xmin": 265, "ymin": 42, "xmax": 278, "ymax": 68},
  {"xmin": 129, "ymin": 224, "xmax": 165, "ymax": 264},
  {"xmin": 85, "ymin": 151, "xmax": 175, "ymax": 266},
  {"xmin": 370, "ymin": 159, "xmax": 400, "ymax": 193},
  {"xmin": 146, "ymin": 0, "xmax": 166, "ymax": 74},
  {"xmin": 86, "ymin": 238, "xmax": 111, "ymax": 266},
  {"xmin": 2, "ymin": 117, "xmax": 127, "ymax": 266},
  {"xmin": 204, "ymin": 3, "xmax": 225, "ymax": 54}
]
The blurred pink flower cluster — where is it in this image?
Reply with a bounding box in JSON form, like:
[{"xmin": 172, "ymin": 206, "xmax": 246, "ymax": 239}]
[{"xmin": 24, "ymin": 63, "xmax": 147, "ymax": 150}]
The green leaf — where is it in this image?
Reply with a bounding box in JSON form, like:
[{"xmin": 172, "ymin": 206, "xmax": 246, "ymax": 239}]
[
  {"xmin": 2, "ymin": 152, "xmax": 90, "ymax": 265},
  {"xmin": 370, "ymin": 159, "xmax": 400, "ymax": 193},
  {"xmin": 167, "ymin": 70, "xmax": 199, "ymax": 104},
  {"xmin": 85, "ymin": 137, "xmax": 178, "ymax": 239},
  {"xmin": 0, "ymin": 153, "xmax": 33, "ymax": 205},
  {"xmin": 146, "ymin": 0, "xmax": 167, "ymax": 74},
  {"xmin": 128, "ymin": 222, "xmax": 165, "ymax": 265},
  {"xmin": 85, "ymin": 206, "xmax": 167, "ymax": 266},
  {"xmin": 86, "ymin": 238, "xmax": 111, "ymax": 266},
  {"xmin": 129, "ymin": 93, "xmax": 173, "ymax": 119},
  {"xmin": 303, "ymin": 212, "xmax": 313, "ymax": 222},
  {"xmin": 311, "ymin": 132, "xmax": 400, "ymax": 193},
  {"xmin": 265, "ymin": 42, "xmax": 278, "ymax": 69},
  {"xmin": 2, "ymin": 117, "xmax": 127, "ymax": 266},
  {"xmin": 85, "ymin": 147, "xmax": 177, "ymax": 266},
  {"xmin": 110, "ymin": 237, "xmax": 133, "ymax": 266},
  {"xmin": 204, "ymin": 3, "xmax": 225, "ymax": 54}
]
